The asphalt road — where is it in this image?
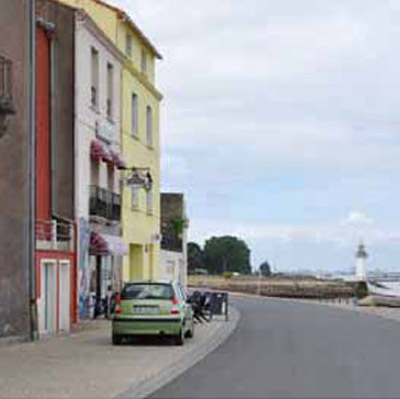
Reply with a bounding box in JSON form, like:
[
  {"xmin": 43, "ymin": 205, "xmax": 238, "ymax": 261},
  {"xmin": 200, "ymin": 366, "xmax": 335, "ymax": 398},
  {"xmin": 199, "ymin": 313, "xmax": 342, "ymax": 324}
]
[{"xmin": 150, "ymin": 296, "xmax": 400, "ymax": 398}]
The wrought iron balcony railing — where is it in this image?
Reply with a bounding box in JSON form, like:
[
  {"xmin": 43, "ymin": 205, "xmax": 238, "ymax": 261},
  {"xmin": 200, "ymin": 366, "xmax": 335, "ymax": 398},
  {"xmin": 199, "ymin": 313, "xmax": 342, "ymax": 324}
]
[
  {"xmin": 89, "ymin": 185, "xmax": 121, "ymax": 222},
  {"xmin": 111, "ymin": 192, "xmax": 121, "ymax": 221}
]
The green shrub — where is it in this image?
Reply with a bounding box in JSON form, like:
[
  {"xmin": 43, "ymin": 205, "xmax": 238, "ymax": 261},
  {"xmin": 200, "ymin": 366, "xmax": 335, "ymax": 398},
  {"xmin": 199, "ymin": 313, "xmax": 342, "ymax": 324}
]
[
  {"xmin": 223, "ymin": 271, "xmax": 232, "ymax": 279},
  {"xmin": 355, "ymin": 281, "xmax": 368, "ymax": 299}
]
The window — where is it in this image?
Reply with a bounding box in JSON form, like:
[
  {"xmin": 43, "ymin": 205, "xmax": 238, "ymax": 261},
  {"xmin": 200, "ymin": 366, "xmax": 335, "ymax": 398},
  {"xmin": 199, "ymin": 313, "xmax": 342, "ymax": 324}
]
[
  {"xmin": 107, "ymin": 166, "xmax": 114, "ymax": 193},
  {"xmin": 141, "ymin": 48, "xmax": 147, "ymax": 72},
  {"xmin": 91, "ymin": 47, "xmax": 99, "ymax": 109},
  {"xmin": 131, "ymin": 93, "xmax": 138, "ymax": 135},
  {"xmin": 121, "ymin": 283, "xmax": 174, "ymax": 300},
  {"xmin": 146, "ymin": 105, "xmax": 153, "ymax": 146},
  {"xmin": 126, "ymin": 33, "xmax": 133, "ymax": 58},
  {"xmin": 106, "ymin": 63, "xmax": 113, "ymax": 120},
  {"xmin": 90, "ymin": 159, "xmax": 99, "ymax": 187},
  {"xmin": 146, "ymin": 189, "xmax": 153, "ymax": 214},
  {"xmin": 131, "ymin": 185, "xmax": 139, "ymax": 209}
]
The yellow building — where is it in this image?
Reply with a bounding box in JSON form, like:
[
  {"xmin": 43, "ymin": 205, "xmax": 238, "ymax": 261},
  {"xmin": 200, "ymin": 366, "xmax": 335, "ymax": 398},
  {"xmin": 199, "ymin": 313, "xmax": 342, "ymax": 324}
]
[{"xmin": 59, "ymin": 0, "xmax": 163, "ymax": 281}]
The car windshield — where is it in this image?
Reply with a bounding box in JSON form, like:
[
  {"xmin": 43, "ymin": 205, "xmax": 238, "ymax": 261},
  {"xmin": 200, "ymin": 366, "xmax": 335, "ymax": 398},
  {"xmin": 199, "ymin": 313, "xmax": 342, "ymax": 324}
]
[{"xmin": 121, "ymin": 283, "xmax": 174, "ymax": 300}]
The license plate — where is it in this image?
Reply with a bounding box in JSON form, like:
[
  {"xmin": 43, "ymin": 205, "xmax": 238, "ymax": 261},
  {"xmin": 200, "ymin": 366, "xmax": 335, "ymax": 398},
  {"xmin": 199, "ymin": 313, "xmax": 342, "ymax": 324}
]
[{"xmin": 133, "ymin": 306, "xmax": 159, "ymax": 315}]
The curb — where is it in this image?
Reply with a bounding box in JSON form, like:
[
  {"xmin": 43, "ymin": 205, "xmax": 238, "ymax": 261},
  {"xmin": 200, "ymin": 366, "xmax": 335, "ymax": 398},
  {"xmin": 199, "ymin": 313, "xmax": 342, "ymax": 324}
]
[{"xmin": 119, "ymin": 307, "xmax": 240, "ymax": 399}]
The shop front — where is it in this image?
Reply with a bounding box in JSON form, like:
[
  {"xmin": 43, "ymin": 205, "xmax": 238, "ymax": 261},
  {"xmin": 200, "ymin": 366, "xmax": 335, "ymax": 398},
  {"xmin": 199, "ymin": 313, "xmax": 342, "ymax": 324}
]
[{"xmin": 88, "ymin": 232, "xmax": 127, "ymax": 318}]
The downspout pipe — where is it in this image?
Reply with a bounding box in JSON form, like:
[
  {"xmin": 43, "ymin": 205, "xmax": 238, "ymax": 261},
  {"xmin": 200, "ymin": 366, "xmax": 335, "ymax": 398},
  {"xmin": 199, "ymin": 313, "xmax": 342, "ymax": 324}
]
[{"xmin": 28, "ymin": 0, "xmax": 38, "ymax": 341}]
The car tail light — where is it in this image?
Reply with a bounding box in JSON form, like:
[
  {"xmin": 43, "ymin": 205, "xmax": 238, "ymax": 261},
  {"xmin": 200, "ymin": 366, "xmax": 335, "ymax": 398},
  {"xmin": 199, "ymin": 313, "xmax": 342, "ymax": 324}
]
[
  {"xmin": 171, "ymin": 295, "xmax": 179, "ymax": 305},
  {"xmin": 171, "ymin": 306, "xmax": 180, "ymax": 315},
  {"xmin": 115, "ymin": 293, "xmax": 121, "ymax": 315}
]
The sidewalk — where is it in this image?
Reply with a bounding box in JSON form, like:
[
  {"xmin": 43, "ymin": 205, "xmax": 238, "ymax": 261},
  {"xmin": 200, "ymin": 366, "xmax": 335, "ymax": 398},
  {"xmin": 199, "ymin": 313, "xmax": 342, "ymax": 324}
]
[{"xmin": 0, "ymin": 308, "xmax": 239, "ymax": 399}]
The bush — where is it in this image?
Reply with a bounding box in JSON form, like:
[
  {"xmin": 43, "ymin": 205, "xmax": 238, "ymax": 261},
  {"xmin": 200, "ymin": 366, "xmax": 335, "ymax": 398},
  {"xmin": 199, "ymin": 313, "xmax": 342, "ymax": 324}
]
[
  {"xmin": 223, "ymin": 271, "xmax": 232, "ymax": 279},
  {"xmin": 355, "ymin": 281, "xmax": 368, "ymax": 299}
]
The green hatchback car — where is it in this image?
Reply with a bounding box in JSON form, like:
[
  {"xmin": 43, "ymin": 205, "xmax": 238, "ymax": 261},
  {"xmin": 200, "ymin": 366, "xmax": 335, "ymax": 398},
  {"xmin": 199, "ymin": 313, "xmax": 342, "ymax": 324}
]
[{"xmin": 112, "ymin": 281, "xmax": 194, "ymax": 345}]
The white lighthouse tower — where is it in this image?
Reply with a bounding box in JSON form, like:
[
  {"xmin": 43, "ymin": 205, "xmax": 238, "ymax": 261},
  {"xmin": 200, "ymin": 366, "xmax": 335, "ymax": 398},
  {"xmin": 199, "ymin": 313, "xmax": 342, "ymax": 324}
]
[{"xmin": 355, "ymin": 242, "xmax": 368, "ymax": 281}]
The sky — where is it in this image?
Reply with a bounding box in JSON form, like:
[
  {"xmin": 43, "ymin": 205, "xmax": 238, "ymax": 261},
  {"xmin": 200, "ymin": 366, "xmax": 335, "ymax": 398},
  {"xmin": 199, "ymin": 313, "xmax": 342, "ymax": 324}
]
[{"xmin": 111, "ymin": 0, "xmax": 400, "ymax": 273}]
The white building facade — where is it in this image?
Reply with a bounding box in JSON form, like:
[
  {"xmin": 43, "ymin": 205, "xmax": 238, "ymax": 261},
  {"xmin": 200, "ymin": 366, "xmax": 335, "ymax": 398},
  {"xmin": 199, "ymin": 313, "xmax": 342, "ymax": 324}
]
[{"xmin": 74, "ymin": 11, "xmax": 127, "ymax": 318}]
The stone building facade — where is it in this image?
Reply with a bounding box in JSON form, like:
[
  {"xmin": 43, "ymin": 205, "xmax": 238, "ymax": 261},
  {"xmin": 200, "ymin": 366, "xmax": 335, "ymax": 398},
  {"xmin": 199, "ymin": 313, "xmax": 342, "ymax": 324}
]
[{"xmin": 0, "ymin": 0, "xmax": 33, "ymax": 341}]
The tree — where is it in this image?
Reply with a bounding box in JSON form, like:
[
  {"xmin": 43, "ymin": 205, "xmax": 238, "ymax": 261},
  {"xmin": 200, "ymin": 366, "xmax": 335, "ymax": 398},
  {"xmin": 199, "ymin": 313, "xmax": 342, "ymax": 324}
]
[
  {"xmin": 204, "ymin": 236, "xmax": 252, "ymax": 275},
  {"xmin": 187, "ymin": 242, "xmax": 205, "ymax": 272},
  {"xmin": 259, "ymin": 261, "xmax": 271, "ymax": 277}
]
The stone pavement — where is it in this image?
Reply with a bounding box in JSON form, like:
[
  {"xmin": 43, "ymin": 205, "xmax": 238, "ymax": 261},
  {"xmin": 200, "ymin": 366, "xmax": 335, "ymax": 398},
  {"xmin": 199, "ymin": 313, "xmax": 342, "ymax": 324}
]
[{"xmin": 0, "ymin": 308, "xmax": 239, "ymax": 399}]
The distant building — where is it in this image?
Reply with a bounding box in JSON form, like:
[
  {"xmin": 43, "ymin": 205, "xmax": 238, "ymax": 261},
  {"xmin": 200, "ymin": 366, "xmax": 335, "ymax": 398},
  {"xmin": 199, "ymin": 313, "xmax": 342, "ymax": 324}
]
[{"xmin": 160, "ymin": 194, "xmax": 189, "ymax": 288}]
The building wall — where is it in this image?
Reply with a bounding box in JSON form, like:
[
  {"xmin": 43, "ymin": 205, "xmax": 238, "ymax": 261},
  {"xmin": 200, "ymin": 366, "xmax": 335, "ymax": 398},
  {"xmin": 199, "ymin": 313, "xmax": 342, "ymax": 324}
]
[
  {"xmin": 36, "ymin": 0, "xmax": 75, "ymax": 221},
  {"xmin": 36, "ymin": 25, "xmax": 51, "ymax": 221},
  {"xmin": 74, "ymin": 14, "xmax": 122, "ymax": 220},
  {"xmin": 60, "ymin": 0, "xmax": 157, "ymax": 83},
  {"xmin": 58, "ymin": 0, "xmax": 118, "ymax": 43},
  {"xmin": 74, "ymin": 12, "xmax": 123, "ymax": 314},
  {"xmin": 0, "ymin": 0, "xmax": 32, "ymax": 341},
  {"xmin": 160, "ymin": 250, "xmax": 184, "ymax": 285},
  {"xmin": 121, "ymin": 62, "xmax": 161, "ymax": 282},
  {"xmin": 35, "ymin": 1, "xmax": 78, "ymax": 332},
  {"xmin": 57, "ymin": 0, "xmax": 163, "ymax": 283},
  {"xmin": 160, "ymin": 194, "xmax": 188, "ymax": 288}
]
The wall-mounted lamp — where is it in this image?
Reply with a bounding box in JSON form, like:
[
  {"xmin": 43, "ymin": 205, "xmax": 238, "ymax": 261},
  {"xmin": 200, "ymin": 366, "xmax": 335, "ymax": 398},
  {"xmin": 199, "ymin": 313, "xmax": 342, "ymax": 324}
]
[{"xmin": 123, "ymin": 167, "xmax": 153, "ymax": 191}]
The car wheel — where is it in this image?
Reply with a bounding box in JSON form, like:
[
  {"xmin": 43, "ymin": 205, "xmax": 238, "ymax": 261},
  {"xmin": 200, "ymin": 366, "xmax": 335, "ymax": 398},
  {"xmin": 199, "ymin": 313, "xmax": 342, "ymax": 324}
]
[
  {"xmin": 174, "ymin": 328, "xmax": 185, "ymax": 346},
  {"xmin": 112, "ymin": 333, "xmax": 122, "ymax": 345}
]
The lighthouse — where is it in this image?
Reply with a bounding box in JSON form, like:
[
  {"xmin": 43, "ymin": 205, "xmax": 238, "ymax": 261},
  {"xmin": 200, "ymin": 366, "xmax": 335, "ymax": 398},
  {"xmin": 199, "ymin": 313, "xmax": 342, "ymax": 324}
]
[{"xmin": 355, "ymin": 242, "xmax": 368, "ymax": 281}]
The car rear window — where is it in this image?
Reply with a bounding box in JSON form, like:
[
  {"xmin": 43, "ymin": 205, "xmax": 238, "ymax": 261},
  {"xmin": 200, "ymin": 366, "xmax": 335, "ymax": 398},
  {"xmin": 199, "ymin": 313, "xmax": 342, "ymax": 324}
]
[{"xmin": 121, "ymin": 283, "xmax": 174, "ymax": 300}]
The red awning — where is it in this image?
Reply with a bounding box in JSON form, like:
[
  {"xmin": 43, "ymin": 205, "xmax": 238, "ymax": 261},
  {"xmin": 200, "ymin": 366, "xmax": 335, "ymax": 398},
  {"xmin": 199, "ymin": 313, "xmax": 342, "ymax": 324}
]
[
  {"xmin": 90, "ymin": 140, "xmax": 114, "ymax": 164},
  {"xmin": 102, "ymin": 146, "xmax": 114, "ymax": 165},
  {"xmin": 110, "ymin": 150, "xmax": 127, "ymax": 170},
  {"xmin": 90, "ymin": 140, "xmax": 105, "ymax": 162},
  {"xmin": 89, "ymin": 232, "xmax": 109, "ymax": 256}
]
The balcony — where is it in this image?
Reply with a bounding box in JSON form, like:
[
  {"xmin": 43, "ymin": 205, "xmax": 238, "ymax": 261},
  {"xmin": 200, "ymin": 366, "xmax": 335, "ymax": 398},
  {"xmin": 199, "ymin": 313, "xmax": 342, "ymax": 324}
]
[
  {"xmin": 35, "ymin": 219, "xmax": 75, "ymax": 252},
  {"xmin": 111, "ymin": 192, "xmax": 121, "ymax": 221},
  {"xmin": 89, "ymin": 185, "xmax": 121, "ymax": 222}
]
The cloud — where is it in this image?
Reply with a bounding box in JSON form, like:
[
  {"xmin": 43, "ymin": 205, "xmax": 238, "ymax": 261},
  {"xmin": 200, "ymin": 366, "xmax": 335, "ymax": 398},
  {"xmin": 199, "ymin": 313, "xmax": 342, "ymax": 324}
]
[
  {"xmin": 110, "ymin": 0, "xmax": 400, "ymax": 271},
  {"xmin": 342, "ymin": 211, "xmax": 375, "ymax": 226}
]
